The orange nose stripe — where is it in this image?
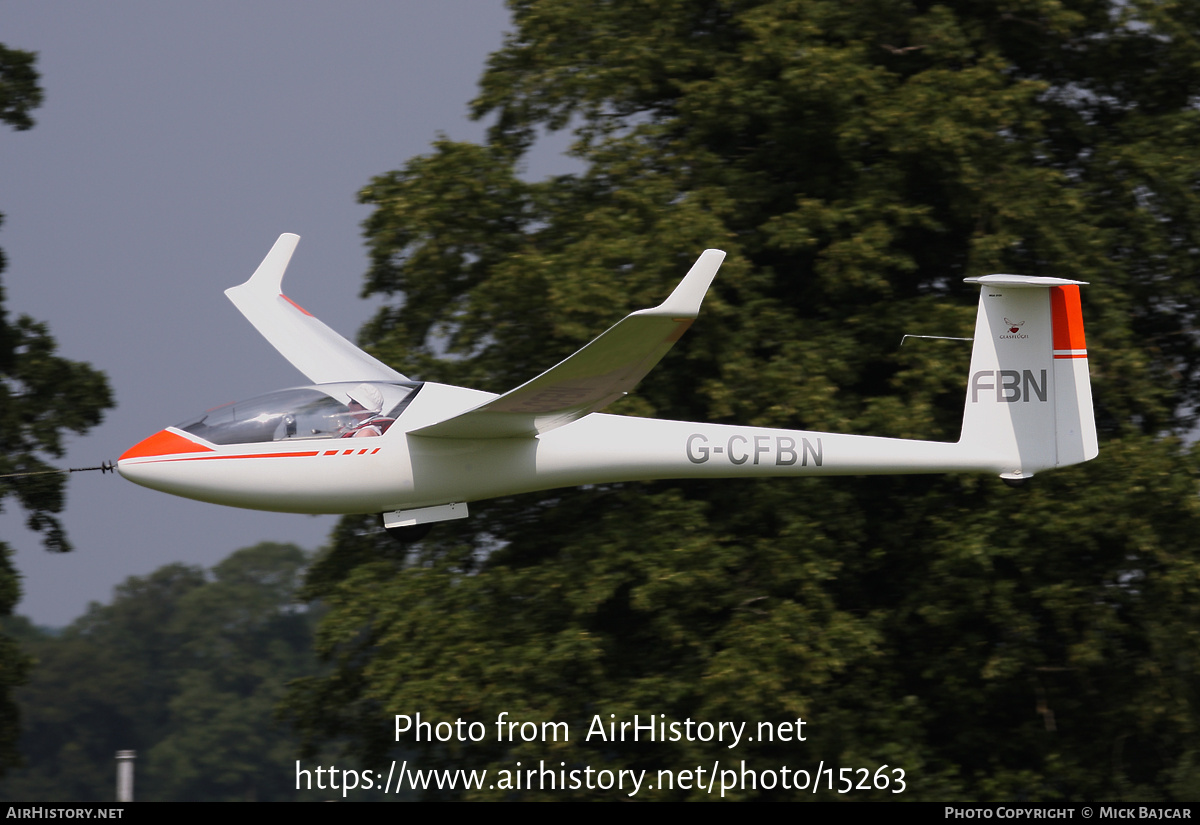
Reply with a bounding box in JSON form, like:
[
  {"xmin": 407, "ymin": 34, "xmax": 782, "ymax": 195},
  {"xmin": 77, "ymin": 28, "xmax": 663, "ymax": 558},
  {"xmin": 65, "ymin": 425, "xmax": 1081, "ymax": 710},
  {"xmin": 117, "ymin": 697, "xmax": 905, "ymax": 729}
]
[{"xmin": 120, "ymin": 429, "xmax": 214, "ymax": 461}]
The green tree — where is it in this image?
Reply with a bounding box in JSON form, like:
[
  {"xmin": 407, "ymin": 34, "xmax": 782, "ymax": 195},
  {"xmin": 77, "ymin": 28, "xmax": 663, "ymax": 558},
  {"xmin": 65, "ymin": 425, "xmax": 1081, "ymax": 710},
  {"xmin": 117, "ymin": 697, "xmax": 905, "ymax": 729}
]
[
  {"xmin": 0, "ymin": 43, "xmax": 114, "ymax": 776},
  {"xmin": 292, "ymin": 0, "xmax": 1200, "ymax": 799},
  {"xmin": 1, "ymin": 543, "xmax": 329, "ymax": 801},
  {"xmin": 145, "ymin": 543, "xmax": 319, "ymax": 801},
  {"xmin": 0, "ymin": 565, "xmax": 208, "ymax": 799}
]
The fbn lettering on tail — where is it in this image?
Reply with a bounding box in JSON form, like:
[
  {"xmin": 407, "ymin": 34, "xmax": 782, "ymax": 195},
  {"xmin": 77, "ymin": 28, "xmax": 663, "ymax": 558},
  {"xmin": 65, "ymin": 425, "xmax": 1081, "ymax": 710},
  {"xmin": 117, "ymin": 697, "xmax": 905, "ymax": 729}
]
[{"xmin": 971, "ymin": 369, "xmax": 1047, "ymax": 403}]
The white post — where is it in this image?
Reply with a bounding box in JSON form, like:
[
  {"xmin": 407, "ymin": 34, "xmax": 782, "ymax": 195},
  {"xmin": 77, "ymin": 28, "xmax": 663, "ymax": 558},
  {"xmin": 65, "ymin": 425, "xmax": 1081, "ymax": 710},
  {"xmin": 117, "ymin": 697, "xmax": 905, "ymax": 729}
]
[{"xmin": 115, "ymin": 750, "xmax": 136, "ymax": 802}]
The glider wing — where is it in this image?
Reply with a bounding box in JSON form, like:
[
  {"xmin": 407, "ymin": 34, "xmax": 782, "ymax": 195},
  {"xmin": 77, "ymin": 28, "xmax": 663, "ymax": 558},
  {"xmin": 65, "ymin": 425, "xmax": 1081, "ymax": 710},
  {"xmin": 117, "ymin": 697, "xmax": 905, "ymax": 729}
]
[{"xmin": 413, "ymin": 249, "xmax": 726, "ymax": 439}]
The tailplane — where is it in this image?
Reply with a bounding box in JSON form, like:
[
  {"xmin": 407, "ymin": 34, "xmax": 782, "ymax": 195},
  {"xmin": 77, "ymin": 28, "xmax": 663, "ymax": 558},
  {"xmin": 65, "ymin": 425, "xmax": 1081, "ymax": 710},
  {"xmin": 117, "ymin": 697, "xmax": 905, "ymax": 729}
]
[{"xmin": 959, "ymin": 275, "xmax": 1098, "ymax": 480}]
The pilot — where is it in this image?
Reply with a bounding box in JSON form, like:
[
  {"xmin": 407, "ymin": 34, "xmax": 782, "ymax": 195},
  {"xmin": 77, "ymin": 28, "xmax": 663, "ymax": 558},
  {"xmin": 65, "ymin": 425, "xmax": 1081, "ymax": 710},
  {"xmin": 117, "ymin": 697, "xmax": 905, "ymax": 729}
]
[{"xmin": 341, "ymin": 383, "xmax": 392, "ymax": 438}]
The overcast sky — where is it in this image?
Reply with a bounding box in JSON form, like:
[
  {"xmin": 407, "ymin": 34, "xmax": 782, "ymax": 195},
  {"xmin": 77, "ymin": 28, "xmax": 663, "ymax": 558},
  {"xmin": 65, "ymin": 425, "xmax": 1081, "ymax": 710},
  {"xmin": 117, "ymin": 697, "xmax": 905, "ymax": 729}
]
[{"xmin": 3, "ymin": 2, "xmax": 573, "ymax": 626}]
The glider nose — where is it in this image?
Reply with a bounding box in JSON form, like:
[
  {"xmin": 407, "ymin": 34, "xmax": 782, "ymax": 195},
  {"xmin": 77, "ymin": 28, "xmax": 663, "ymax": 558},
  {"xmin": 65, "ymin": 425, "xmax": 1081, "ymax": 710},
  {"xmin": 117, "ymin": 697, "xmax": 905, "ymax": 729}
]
[{"xmin": 118, "ymin": 429, "xmax": 214, "ymax": 487}]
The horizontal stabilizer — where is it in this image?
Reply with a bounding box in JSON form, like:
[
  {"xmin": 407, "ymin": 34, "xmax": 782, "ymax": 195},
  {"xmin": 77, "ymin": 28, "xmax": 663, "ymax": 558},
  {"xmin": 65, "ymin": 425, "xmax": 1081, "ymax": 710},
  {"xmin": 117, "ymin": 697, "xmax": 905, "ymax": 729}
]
[
  {"xmin": 414, "ymin": 249, "xmax": 726, "ymax": 439},
  {"xmin": 225, "ymin": 234, "xmax": 407, "ymax": 385},
  {"xmin": 965, "ymin": 274, "xmax": 1089, "ymax": 288}
]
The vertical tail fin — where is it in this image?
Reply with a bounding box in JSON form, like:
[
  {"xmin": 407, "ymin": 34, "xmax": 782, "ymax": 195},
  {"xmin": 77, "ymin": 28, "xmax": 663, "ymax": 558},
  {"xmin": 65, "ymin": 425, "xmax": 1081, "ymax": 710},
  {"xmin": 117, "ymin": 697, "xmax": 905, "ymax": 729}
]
[{"xmin": 959, "ymin": 275, "xmax": 1098, "ymax": 480}]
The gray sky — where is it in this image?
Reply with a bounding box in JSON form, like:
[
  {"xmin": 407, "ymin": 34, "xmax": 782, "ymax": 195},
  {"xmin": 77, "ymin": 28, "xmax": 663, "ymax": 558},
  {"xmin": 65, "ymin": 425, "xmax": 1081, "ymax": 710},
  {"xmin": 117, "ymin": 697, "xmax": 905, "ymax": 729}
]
[{"xmin": 3, "ymin": 2, "xmax": 567, "ymax": 625}]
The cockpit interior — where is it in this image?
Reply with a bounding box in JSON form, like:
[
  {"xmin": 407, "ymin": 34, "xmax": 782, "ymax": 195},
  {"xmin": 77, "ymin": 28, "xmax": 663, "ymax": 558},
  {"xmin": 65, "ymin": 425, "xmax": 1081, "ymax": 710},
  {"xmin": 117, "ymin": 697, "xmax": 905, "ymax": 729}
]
[{"xmin": 176, "ymin": 381, "xmax": 422, "ymax": 445}]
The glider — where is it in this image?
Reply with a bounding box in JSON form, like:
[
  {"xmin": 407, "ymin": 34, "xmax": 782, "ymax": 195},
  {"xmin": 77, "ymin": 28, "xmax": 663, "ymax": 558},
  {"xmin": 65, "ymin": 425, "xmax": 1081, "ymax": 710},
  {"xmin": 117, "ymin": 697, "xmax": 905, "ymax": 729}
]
[{"xmin": 119, "ymin": 234, "xmax": 1098, "ymax": 536}]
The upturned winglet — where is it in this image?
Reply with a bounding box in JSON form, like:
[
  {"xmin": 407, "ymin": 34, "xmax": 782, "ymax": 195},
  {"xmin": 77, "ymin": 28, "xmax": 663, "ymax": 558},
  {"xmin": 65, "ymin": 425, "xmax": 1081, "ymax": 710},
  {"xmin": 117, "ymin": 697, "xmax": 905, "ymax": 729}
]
[{"xmin": 225, "ymin": 234, "xmax": 408, "ymax": 385}]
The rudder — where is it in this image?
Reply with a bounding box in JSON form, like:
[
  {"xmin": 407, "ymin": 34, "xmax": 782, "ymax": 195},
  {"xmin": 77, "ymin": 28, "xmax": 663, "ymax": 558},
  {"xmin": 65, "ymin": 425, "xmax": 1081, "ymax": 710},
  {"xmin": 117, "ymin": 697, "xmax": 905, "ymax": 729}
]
[{"xmin": 959, "ymin": 274, "xmax": 1098, "ymax": 480}]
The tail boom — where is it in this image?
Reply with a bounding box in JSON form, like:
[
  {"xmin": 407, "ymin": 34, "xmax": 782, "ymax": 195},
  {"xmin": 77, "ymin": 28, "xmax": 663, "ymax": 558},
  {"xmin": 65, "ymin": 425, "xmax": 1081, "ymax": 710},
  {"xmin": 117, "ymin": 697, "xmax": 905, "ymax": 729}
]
[{"xmin": 398, "ymin": 416, "xmax": 1021, "ymax": 512}]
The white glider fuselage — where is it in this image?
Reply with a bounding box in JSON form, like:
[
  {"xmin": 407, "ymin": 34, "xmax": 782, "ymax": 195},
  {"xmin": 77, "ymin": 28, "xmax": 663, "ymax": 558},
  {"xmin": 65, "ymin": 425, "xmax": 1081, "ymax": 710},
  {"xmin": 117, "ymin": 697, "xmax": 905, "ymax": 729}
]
[
  {"xmin": 118, "ymin": 383, "xmax": 987, "ymax": 516},
  {"xmin": 119, "ymin": 235, "xmax": 1097, "ymax": 527}
]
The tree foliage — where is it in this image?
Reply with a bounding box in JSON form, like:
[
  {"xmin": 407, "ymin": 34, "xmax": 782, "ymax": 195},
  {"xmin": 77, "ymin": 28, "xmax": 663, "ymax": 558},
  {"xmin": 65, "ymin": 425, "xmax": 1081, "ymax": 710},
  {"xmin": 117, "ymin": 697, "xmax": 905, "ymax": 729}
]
[
  {"xmin": 0, "ymin": 43, "xmax": 114, "ymax": 777},
  {"xmin": 0, "ymin": 543, "xmax": 334, "ymax": 801},
  {"xmin": 292, "ymin": 1, "xmax": 1200, "ymax": 800},
  {"xmin": 0, "ymin": 45, "xmax": 42, "ymax": 133}
]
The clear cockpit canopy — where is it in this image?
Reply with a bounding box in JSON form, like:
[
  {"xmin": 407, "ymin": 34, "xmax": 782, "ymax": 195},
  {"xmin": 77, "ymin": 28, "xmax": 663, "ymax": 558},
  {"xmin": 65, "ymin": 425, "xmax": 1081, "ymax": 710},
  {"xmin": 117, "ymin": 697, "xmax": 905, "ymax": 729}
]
[{"xmin": 175, "ymin": 382, "xmax": 421, "ymax": 445}]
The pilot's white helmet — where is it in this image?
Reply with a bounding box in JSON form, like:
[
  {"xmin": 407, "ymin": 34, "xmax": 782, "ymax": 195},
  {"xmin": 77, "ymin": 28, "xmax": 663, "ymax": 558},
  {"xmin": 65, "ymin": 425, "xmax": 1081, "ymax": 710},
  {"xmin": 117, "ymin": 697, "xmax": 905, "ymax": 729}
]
[{"xmin": 347, "ymin": 383, "xmax": 384, "ymax": 413}]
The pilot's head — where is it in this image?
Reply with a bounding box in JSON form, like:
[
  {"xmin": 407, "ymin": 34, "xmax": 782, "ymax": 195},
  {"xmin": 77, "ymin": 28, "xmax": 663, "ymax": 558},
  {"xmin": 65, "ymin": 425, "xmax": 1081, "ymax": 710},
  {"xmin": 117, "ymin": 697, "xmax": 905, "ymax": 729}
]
[{"xmin": 346, "ymin": 383, "xmax": 384, "ymax": 415}]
